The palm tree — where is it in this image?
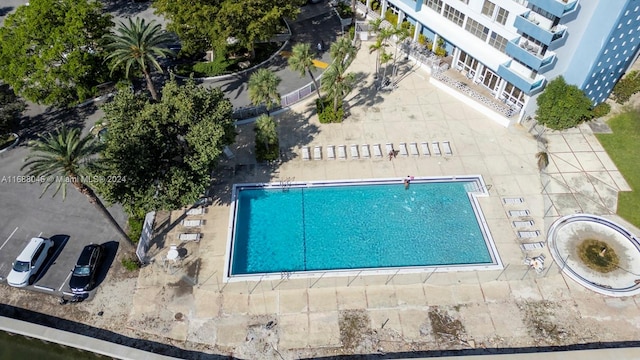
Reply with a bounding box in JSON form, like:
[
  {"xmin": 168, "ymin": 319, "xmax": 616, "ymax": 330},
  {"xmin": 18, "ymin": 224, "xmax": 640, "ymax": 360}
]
[
  {"xmin": 21, "ymin": 127, "xmax": 135, "ymax": 252},
  {"xmin": 369, "ymin": 37, "xmax": 386, "ymax": 79},
  {"xmin": 288, "ymin": 43, "xmax": 322, "ymax": 102},
  {"xmin": 248, "ymin": 68, "xmax": 281, "ymax": 115},
  {"xmin": 330, "ymin": 36, "xmax": 357, "ymax": 66},
  {"xmin": 321, "ymin": 60, "xmax": 356, "ymax": 113},
  {"xmin": 104, "ymin": 18, "xmax": 175, "ymax": 101},
  {"xmin": 379, "ymin": 50, "xmax": 393, "ymax": 85},
  {"xmin": 254, "ymin": 114, "xmax": 278, "ymax": 153}
]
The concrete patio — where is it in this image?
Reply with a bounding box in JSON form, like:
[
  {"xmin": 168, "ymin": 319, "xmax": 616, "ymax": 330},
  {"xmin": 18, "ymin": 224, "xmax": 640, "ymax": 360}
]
[{"xmin": 129, "ymin": 43, "xmax": 640, "ymax": 359}]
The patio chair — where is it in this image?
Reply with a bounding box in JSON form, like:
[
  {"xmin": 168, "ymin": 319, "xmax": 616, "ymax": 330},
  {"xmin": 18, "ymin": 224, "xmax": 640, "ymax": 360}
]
[
  {"xmin": 313, "ymin": 145, "xmax": 322, "ymax": 160},
  {"xmin": 508, "ymin": 209, "xmax": 530, "ymax": 217},
  {"xmin": 186, "ymin": 207, "xmax": 205, "ymax": 216},
  {"xmin": 302, "ymin": 146, "xmax": 311, "ymax": 161},
  {"xmin": 503, "ymin": 197, "xmax": 525, "ymax": 204},
  {"xmin": 432, "ymin": 142, "xmax": 441, "ymax": 156},
  {"xmin": 337, "ymin": 145, "xmax": 347, "ymax": 160},
  {"xmin": 420, "ymin": 142, "xmax": 430, "ymax": 156},
  {"xmin": 327, "ymin": 145, "xmax": 336, "ymax": 160},
  {"xmin": 442, "ymin": 141, "xmax": 452, "ymax": 156},
  {"xmin": 513, "ymin": 220, "xmax": 535, "ymax": 228},
  {"xmin": 398, "ymin": 142, "xmax": 408, "ymax": 157},
  {"xmin": 179, "ymin": 233, "xmax": 202, "ymax": 242},
  {"xmin": 361, "ymin": 144, "xmax": 370, "ymax": 158},
  {"xmin": 372, "ymin": 144, "xmax": 383, "ymax": 158},
  {"xmin": 350, "ymin": 144, "xmax": 359, "ymax": 159},
  {"xmin": 409, "ymin": 142, "xmax": 419, "ymax": 156},
  {"xmin": 520, "ymin": 242, "xmax": 545, "ymax": 252},
  {"xmin": 182, "ymin": 219, "xmax": 203, "ymax": 227},
  {"xmin": 517, "ymin": 230, "xmax": 541, "ymax": 238}
]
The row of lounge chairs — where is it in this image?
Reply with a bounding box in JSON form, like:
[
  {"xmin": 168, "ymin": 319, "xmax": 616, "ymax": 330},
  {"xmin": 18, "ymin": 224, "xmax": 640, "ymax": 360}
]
[
  {"xmin": 179, "ymin": 206, "xmax": 207, "ymax": 242},
  {"xmin": 504, "ymin": 197, "xmax": 545, "ymax": 252},
  {"xmin": 301, "ymin": 141, "xmax": 453, "ymax": 160}
]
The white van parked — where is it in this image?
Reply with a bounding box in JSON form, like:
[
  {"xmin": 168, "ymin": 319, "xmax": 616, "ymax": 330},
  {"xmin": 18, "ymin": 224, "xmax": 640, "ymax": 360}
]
[{"xmin": 7, "ymin": 237, "xmax": 55, "ymax": 287}]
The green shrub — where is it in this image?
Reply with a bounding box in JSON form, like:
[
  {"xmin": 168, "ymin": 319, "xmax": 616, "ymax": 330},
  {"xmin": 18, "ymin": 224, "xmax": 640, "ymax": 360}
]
[
  {"xmin": 418, "ymin": 34, "xmax": 427, "ymax": 45},
  {"xmin": 348, "ymin": 25, "xmax": 355, "ymax": 41},
  {"xmin": 434, "ymin": 46, "xmax": 446, "ymax": 57},
  {"xmin": 611, "ymin": 70, "xmax": 640, "ymax": 104},
  {"xmin": 371, "ymin": 0, "xmax": 380, "ymax": 12},
  {"xmin": 536, "ymin": 76, "xmax": 593, "ymax": 130},
  {"xmin": 384, "ymin": 10, "xmax": 398, "ymax": 25},
  {"xmin": 337, "ymin": 3, "xmax": 353, "ymax": 18},
  {"xmin": 127, "ymin": 215, "xmax": 143, "ymax": 244},
  {"xmin": 592, "ymin": 102, "xmax": 611, "ymax": 118},
  {"xmin": 121, "ymin": 257, "xmax": 140, "ymax": 271},
  {"xmin": 192, "ymin": 57, "xmax": 231, "ymax": 77},
  {"xmin": 316, "ymin": 97, "xmax": 344, "ymax": 123}
]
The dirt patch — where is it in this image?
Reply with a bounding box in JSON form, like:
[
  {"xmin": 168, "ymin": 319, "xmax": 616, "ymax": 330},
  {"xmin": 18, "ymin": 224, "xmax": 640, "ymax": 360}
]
[
  {"xmin": 518, "ymin": 300, "xmax": 574, "ymax": 346},
  {"xmin": 577, "ymin": 239, "xmax": 619, "ymax": 273},
  {"xmin": 339, "ymin": 309, "xmax": 372, "ymax": 351},
  {"xmin": 428, "ymin": 306, "xmax": 467, "ymax": 347}
]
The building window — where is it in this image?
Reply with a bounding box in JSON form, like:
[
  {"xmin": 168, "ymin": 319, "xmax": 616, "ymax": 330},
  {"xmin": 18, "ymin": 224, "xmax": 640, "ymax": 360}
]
[
  {"xmin": 466, "ymin": 18, "xmax": 489, "ymax": 41},
  {"xmin": 496, "ymin": 7, "xmax": 509, "ymax": 25},
  {"xmin": 481, "ymin": 1, "xmax": 495, "ymax": 17},
  {"xmin": 488, "ymin": 32, "xmax": 507, "ymax": 52},
  {"xmin": 444, "ymin": 4, "xmax": 465, "ymax": 27},
  {"xmin": 424, "ymin": 0, "xmax": 443, "ymax": 13},
  {"xmin": 457, "ymin": 50, "xmax": 479, "ymax": 75},
  {"xmin": 502, "ymin": 83, "xmax": 525, "ymax": 106}
]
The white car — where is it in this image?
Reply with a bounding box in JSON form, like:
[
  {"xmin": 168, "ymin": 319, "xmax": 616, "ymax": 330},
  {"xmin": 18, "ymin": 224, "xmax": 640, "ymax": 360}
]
[{"xmin": 7, "ymin": 237, "xmax": 54, "ymax": 287}]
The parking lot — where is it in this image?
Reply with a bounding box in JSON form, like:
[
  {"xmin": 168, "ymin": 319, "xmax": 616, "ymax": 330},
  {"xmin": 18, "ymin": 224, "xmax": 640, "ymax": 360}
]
[{"xmin": 0, "ymin": 141, "xmax": 126, "ymax": 297}]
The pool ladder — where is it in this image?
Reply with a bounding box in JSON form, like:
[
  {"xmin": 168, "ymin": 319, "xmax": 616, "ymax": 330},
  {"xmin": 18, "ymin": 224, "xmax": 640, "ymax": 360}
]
[{"xmin": 279, "ymin": 177, "xmax": 293, "ymax": 192}]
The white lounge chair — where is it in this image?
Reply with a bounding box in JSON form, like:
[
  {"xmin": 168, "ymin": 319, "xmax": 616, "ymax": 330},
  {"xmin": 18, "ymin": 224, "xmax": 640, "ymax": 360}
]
[
  {"xmin": 409, "ymin": 142, "xmax": 419, "ymax": 156},
  {"xmin": 350, "ymin": 144, "xmax": 359, "ymax": 159},
  {"xmin": 372, "ymin": 144, "xmax": 383, "ymax": 158},
  {"xmin": 313, "ymin": 145, "xmax": 322, "ymax": 160},
  {"xmin": 182, "ymin": 219, "xmax": 203, "ymax": 227},
  {"xmin": 337, "ymin": 145, "xmax": 347, "ymax": 160},
  {"xmin": 432, "ymin": 142, "xmax": 441, "ymax": 156},
  {"xmin": 520, "ymin": 242, "xmax": 545, "ymax": 251},
  {"xmin": 385, "ymin": 143, "xmax": 394, "ymax": 158},
  {"xmin": 327, "ymin": 145, "xmax": 336, "ymax": 160},
  {"xmin": 420, "ymin": 142, "xmax": 430, "ymax": 156},
  {"xmin": 513, "ymin": 220, "xmax": 535, "ymax": 228},
  {"xmin": 508, "ymin": 209, "xmax": 530, "ymax": 217},
  {"xmin": 442, "ymin": 141, "xmax": 452, "ymax": 156},
  {"xmin": 518, "ymin": 230, "xmax": 541, "ymax": 238},
  {"xmin": 179, "ymin": 233, "xmax": 202, "ymax": 242},
  {"xmin": 186, "ymin": 208, "xmax": 205, "ymax": 216},
  {"xmin": 302, "ymin": 146, "xmax": 311, "ymax": 161},
  {"xmin": 361, "ymin": 144, "xmax": 370, "ymax": 158},
  {"xmin": 503, "ymin": 197, "xmax": 525, "ymax": 204},
  {"xmin": 398, "ymin": 142, "xmax": 408, "ymax": 157}
]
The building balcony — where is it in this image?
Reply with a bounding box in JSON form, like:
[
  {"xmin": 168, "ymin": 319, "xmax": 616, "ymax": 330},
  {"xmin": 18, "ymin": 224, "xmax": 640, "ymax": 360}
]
[
  {"xmin": 505, "ymin": 38, "xmax": 555, "ymax": 71},
  {"xmin": 497, "ymin": 60, "xmax": 545, "ymax": 95},
  {"xmin": 514, "ymin": 12, "xmax": 567, "ymax": 45},
  {"xmin": 526, "ymin": 0, "xmax": 579, "ymax": 18}
]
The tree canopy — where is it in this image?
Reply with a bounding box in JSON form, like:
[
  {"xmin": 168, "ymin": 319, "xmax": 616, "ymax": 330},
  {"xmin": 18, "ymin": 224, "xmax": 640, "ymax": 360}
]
[
  {"xmin": 536, "ymin": 76, "xmax": 594, "ymax": 130},
  {"xmin": 153, "ymin": 0, "xmax": 304, "ymax": 55},
  {"xmin": 0, "ymin": 84, "xmax": 26, "ymax": 134},
  {"xmin": 95, "ymin": 78, "xmax": 236, "ymax": 214},
  {"xmin": 0, "ymin": 0, "xmax": 113, "ymax": 107}
]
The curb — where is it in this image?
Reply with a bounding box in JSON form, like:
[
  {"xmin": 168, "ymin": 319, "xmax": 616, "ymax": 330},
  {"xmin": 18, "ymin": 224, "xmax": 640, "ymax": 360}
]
[{"xmin": 0, "ymin": 132, "xmax": 20, "ymax": 154}]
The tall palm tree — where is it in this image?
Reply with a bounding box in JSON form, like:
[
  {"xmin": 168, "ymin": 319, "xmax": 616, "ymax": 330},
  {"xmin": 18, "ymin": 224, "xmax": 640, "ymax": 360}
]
[
  {"xmin": 104, "ymin": 17, "xmax": 175, "ymax": 101},
  {"xmin": 248, "ymin": 68, "xmax": 281, "ymax": 115},
  {"xmin": 330, "ymin": 36, "xmax": 357, "ymax": 66},
  {"xmin": 21, "ymin": 127, "xmax": 135, "ymax": 252},
  {"xmin": 369, "ymin": 37, "xmax": 386, "ymax": 79},
  {"xmin": 321, "ymin": 60, "xmax": 356, "ymax": 113},
  {"xmin": 288, "ymin": 43, "xmax": 322, "ymax": 102},
  {"xmin": 379, "ymin": 50, "xmax": 393, "ymax": 85}
]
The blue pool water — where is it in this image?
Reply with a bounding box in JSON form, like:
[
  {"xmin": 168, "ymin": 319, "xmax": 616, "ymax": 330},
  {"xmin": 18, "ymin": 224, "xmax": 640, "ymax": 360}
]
[{"xmin": 231, "ymin": 181, "xmax": 493, "ymax": 275}]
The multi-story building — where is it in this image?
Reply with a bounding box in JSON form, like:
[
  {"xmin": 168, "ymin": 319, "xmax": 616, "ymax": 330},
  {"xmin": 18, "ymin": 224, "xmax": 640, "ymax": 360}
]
[{"xmin": 369, "ymin": 0, "xmax": 640, "ymax": 123}]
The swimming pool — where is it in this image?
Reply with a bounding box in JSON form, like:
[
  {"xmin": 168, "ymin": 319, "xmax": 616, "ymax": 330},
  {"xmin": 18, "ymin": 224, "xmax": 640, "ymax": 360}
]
[{"xmin": 225, "ymin": 177, "xmax": 501, "ymax": 279}]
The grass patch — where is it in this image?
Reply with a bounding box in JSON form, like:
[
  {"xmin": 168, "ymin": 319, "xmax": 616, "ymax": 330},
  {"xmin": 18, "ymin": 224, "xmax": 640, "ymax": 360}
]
[
  {"xmin": 127, "ymin": 215, "xmax": 143, "ymax": 244},
  {"xmin": 428, "ymin": 307, "xmax": 466, "ymax": 345},
  {"xmin": 339, "ymin": 310, "xmax": 370, "ymax": 350},
  {"xmin": 595, "ymin": 109, "xmax": 640, "ymax": 228},
  {"xmin": 577, "ymin": 239, "xmax": 619, "ymax": 273},
  {"xmin": 121, "ymin": 257, "xmax": 140, "ymax": 271}
]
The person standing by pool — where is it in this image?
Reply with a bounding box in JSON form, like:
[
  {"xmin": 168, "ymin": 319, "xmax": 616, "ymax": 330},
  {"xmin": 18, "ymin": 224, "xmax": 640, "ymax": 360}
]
[{"xmin": 404, "ymin": 175, "xmax": 411, "ymax": 189}]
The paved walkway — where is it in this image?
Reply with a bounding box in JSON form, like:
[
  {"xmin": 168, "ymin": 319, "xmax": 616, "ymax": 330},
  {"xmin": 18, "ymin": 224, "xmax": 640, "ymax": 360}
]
[{"xmin": 130, "ymin": 42, "xmax": 640, "ymax": 359}]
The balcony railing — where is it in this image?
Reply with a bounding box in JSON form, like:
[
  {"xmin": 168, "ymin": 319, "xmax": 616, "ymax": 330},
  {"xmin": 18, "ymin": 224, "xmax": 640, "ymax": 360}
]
[
  {"xmin": 505, "ymin": 39, "xmax": 555, "ymax": 71},
  {"xmin": 514, "ymin": 12, "xmax": 566, "ymax": 45},
  {"xmin": 526, "ymin": 0, "xmax": 579, "ymax": 18},
  {"xmin": 497, "ymin": 60, "xmax": 545, "ymax": 95}
]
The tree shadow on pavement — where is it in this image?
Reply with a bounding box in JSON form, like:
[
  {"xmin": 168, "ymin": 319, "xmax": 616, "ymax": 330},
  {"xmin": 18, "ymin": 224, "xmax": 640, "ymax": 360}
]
[
  {"xmin": 99, "ymin": 0, "xmax": 152, "ymax": 18},
  {"xmin": 345, "ymin": 71, "xmax": 386, "ymax": 109},
  {"xmin": 18, "ymin": 103, "xmax": 99, "ymax": 143},
  {"xmin": 0, "ymin": 7, "xmax": 13, "ymax": 17}
]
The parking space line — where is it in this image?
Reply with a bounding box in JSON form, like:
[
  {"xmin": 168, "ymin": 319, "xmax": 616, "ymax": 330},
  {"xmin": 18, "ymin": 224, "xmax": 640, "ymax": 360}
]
[
  {"xmin": 59, "ymin": 270, "xmax": 72, "ymax": 292},
  {"xmin": 0, "ymin": 227, "xmax": 18, "ymax": 251},
  {"xmin": 38, "ymin": 232, "xmax": 42, "ymax": 237}
]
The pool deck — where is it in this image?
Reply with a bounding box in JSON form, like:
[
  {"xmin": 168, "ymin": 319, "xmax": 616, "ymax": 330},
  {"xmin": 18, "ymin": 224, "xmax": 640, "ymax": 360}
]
[{"xmin": 131, "ymin": 44, "xmax": 640, "ymax": 358}]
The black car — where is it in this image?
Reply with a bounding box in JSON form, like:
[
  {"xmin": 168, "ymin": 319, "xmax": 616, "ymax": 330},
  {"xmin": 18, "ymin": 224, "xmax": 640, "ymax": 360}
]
[{"xmin": 69, "ymin": 244, "xmax": 104, "ymax": 294}]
